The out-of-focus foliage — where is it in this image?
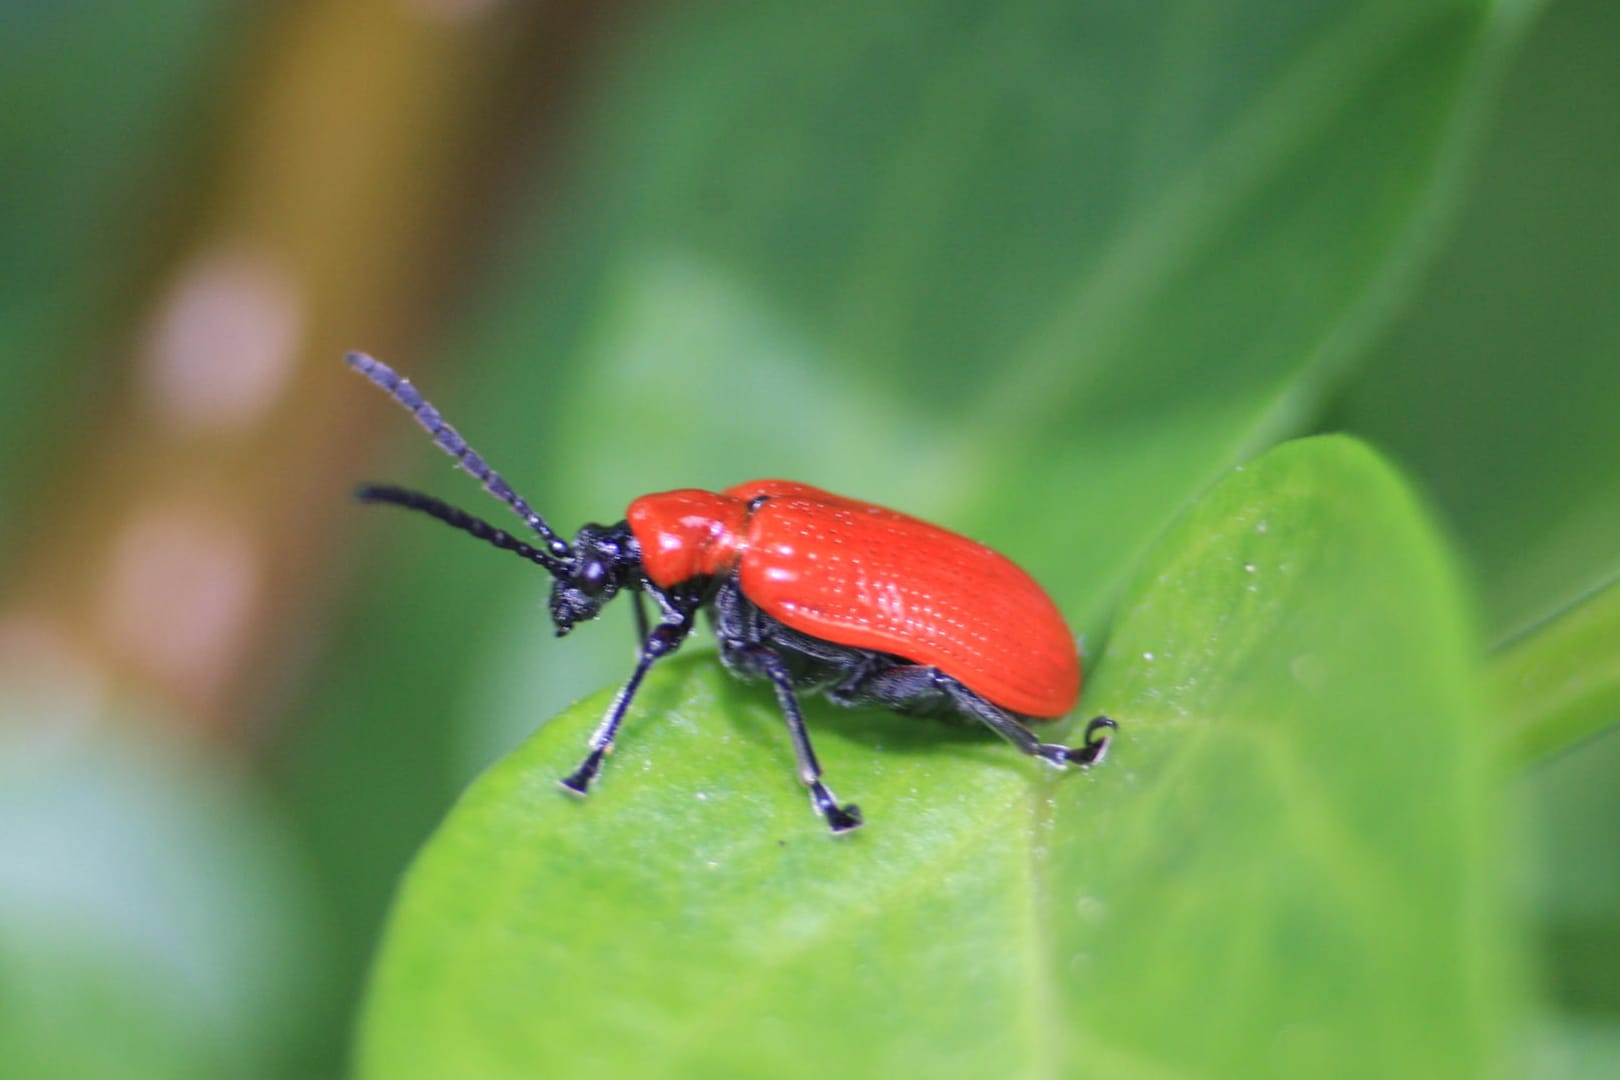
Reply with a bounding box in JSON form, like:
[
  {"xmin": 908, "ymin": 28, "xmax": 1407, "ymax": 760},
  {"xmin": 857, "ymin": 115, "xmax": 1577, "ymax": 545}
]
[
  {"xmin": 1332, "ymin": 0, "xmax": 1620, "ymax": 1066},
  {"xmin": 1, "ymin": 0, "xmax": 1616, "ymax": 1075},
  {"xmin": 1334, "ymin": 0, "xmax": 1620, "ymax": 642},
  {"xmin": 0, "ymin": 700, "xmax": 318, "ymax": 1079},
  {"xmin": 1496, "ymin": 577, "xmax": 1620, "ymax": 763},
  {"xmin": 0, "ymin": 0, "xmax": 239, "ymax": 547}
]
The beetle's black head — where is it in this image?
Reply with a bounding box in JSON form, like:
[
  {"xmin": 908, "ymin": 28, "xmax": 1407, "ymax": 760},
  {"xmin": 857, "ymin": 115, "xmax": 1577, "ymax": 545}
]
[{"xmin": 550, "ymin": 522, "xmax": 641, "ymax": 636}]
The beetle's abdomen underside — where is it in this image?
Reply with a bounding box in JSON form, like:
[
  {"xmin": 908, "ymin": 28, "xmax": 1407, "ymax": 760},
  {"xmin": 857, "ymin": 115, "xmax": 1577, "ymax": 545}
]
[{"xmin": 724, "ymin": 481, "xmax": 1080, "ymax": 718}]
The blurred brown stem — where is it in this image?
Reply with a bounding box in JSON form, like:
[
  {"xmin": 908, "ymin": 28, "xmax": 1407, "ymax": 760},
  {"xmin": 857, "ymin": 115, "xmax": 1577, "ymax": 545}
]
[{"xmin": 0, "ymin": 0, "xmax": 609, "ymax": 741}]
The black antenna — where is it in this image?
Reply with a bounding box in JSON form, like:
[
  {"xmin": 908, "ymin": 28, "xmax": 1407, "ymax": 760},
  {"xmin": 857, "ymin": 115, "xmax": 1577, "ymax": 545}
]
[
  {"xmin": 346, "ymin": 352, "xmax": 572, "ymax": 560},
  {"xmin": 356, "ymin": 484, "xmax": 571, "ymax": 576}
]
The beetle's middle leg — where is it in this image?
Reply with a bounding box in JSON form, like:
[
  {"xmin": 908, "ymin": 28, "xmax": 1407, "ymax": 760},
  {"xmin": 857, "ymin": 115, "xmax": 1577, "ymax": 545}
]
[
  {"xmin": 718, "ymin": 638, "xmax": 863, "ymax": 834},
  {"xmin": 833, "ymin": 665, "xmax": 1116, "ymax": 768}
]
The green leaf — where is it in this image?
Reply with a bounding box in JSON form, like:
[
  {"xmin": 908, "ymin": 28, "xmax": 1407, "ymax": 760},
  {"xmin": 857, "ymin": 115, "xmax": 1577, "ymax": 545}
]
[
  {"xmin": 1493, "ymin": 576, "xmax": 1620, "ymax": 763},
  {"xmin": 1049, "ymin": 436, "xmax": 1502, "ymax": 1075},
  {"xmin": 360, "ymin": 436, "xmax": 1506, "ymax": 1077}
]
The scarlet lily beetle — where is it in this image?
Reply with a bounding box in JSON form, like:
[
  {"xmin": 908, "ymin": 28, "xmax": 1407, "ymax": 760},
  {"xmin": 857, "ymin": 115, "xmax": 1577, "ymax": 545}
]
[{"xmin": 348, "ymin": 352, "xmax": 1115, "ymax": 833}]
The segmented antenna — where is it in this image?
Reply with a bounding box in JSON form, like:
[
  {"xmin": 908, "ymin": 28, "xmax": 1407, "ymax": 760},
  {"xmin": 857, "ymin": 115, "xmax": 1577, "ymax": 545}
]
[
  {"xmin": 355, "ymin": 484, "xmax": 570, "ymax": 576},
  {"xmin": 347, "ymin": 352, "xmax": 572, "ymax": 559}
]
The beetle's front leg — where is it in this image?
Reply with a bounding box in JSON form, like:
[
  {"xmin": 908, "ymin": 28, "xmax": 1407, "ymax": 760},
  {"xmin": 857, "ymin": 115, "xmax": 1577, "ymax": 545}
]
[{"xmin": 560, "ymin": 617, "xmax": 693, "ymax": 796}]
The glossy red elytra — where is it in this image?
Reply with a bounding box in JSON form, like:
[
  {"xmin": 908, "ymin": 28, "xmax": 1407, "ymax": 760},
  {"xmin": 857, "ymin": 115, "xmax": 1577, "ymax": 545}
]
[{"xmin": 348, "ymin": 352, "xmax": 1115, "ymax": 833}]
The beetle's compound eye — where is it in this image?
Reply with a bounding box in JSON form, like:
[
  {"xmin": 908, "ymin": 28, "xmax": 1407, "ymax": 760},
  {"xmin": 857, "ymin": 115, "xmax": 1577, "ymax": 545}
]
[{"xmin": 579, "ymin": 557, "xmax": 609, "ymax": 596}]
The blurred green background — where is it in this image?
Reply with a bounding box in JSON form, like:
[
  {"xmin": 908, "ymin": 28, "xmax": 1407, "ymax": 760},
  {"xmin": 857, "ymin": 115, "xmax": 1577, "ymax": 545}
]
[{"xmin": 1, "ymin": 0, "xmax": 1616, "ymax": 1076}]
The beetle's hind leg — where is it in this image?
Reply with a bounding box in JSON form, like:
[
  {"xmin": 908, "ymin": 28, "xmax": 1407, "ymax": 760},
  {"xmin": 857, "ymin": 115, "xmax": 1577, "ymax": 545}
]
[
  {"xmin": 838, "ymin": 665, "xmax": 1116, "ymax": 768},
  {"xmin": 949, "ymin": 680, "xmax": 1116, "ymax": 768},
  {"xmin": 1067, "ymin": 715, "xmax": 1117, "ymax": 764},
  {"xmin": 719, "ymin": 640, "xmax": 862, "ymax": 834}
]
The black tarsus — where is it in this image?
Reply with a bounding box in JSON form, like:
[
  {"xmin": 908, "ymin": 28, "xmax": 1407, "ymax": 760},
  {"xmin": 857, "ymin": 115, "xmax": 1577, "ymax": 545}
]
[
  {"xmin": 355, "ymin": 483, "xmax": 571, "ymax": 576},
  {"xmin": 346, "ymin": 351, "xmax": 572, "ymax": 560},
  {"xmin": 1066, "ymin": 715, "xmax": 1117, "ymax": 765}
]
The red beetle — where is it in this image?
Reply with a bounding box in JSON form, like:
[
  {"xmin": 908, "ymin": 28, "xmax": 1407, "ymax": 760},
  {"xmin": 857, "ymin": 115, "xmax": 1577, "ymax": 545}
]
[{"xmin": 348, "ymin": 353, "xmax": 1115, "ymax": 832}]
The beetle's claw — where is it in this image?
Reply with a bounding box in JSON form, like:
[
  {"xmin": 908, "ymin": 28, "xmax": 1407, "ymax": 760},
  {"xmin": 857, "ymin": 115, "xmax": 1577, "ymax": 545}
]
[
  {"xmin": 810, "ymin": 781, "xmax": 863, "ymax": 833},
  {"xmin": 1063, "ymin": 715, "xmax": 1118, "ymax": 767},
  {"xmin": 826, "ymin": 802, "xmax": 864, "ymax": 834},
  {"xmin": 559, "ymin": 748, "xmax": 606, "ymax": 797}
]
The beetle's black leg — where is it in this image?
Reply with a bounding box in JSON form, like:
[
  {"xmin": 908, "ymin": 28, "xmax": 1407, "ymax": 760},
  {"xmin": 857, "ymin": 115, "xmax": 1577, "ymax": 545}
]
[
  {"xmin": 942, "ymin": 679, "xmax": 1116, "ymax": 768},
  {"xmin": 725, "ymin": 642, "xmax": 862, "ymax": 833},
  {"xmin": 838, "ymin": 665, "xmax": 1117, "ymax": 769},
  {"xmin": 561, "ymin": 619, "xmax": 692, "ymax": 796},
  {"xmin": 631, "ymin": 590, "xmax": 650, "ymax": 646},
  {"xmin": 1066, "ymin": 716, "xmax": 1118, "ymax": 765}
]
